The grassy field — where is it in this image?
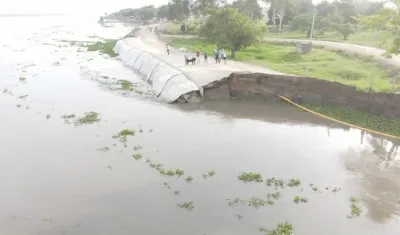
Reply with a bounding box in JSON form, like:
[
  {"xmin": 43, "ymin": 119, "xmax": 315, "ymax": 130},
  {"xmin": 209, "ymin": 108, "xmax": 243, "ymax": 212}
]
[
  {"xmin": 170, "ymin": 38, "xmax": 397, "ymax": 92},
  {"xmin": 301, "ymin": 104, "xmax": 400, "ymax": 137},
  {"xmin": 266, "ymin": 29, "xmax": 393, "ymax": 50}
]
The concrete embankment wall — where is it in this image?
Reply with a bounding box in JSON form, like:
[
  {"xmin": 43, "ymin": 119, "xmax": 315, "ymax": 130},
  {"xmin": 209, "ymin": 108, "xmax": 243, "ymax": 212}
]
[
  {"xmin": 113, "ymin": 40, "xmax": 199, "ymax": 102},
  {"xmin": 204, "ymin": 72, "xmax": 400, "ymax": 118}
]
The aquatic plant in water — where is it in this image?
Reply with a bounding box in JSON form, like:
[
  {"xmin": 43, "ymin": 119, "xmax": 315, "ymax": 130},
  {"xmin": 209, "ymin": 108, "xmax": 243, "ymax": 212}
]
[
  {"xmin": 287, "ymin": 179, "xmax": 301, "ymax": 187},
  {"xmin": 133, "ymin": 145, "xmax": 142, "ymax": 151},
  {"xmin": 227, "ymin": 198, "xmax": 246, "ymax": 207},
  {"xmin": 97, "ymin": 146, "xmax": 109, "ymax": 152},
  {"xmin": 185, "ymin": 176, "xmax": 193, "ymax": 183},
  {"xmin": 177, "ymin": 201, "xmax": 194, "ymax": 211},
  {"xmin": 203, "ymin": 169, "xmax": 216, "ymax": 179},
  {"xmin": 267, "ymin": 191, "xmax": 281, "ymax": 201},
  {"xmin": 259, "ymin": 222, "xmax": 294, "ymax": 235},
  {"xmin": 238, "ymin": 172, "xmax": 263, "ymax": 183},
  {"xmin": 133, "ymin": 153, "xmax": 142, "ymax": 160},
  {"xmin": 175, "ymin": 169, "xmax": 184, "ymax": 177},
  {"xmin": 75, "ymin": 112, "xmax": 100, "ymax": 125},
  {"xmin": 293, "ymin": 196, "xmax": 308, "ymax": 204},
  {"xmin": 266, "ymin": 177, "xmax": 285, "ymax": 188},
  {"xmin": 112, "ymin": 129, "xmax": 135, "ymax": 145},
  {"xmin": 348, "ymin": 196, "xmax": 362, "ymax": 218}
]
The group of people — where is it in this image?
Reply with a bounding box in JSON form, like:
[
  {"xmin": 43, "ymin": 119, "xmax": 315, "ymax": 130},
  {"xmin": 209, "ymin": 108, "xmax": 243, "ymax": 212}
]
[
  {"xmin": 183, "ymin": 48, "xmax": 227, "ymax": 65},
  {"xmin": 165, "ymin": 44, "xmax": 228, "ymax": 65}
]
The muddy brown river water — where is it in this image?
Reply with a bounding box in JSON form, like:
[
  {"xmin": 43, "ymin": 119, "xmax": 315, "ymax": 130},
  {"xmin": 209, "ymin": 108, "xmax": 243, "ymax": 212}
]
[{"xmin": 1, "ymin": 15, "xmax": 400, "ymax": 235}]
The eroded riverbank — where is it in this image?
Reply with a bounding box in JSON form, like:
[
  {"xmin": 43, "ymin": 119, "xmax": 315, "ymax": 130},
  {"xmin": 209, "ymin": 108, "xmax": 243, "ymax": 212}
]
[{"xmin": 1, "ymin": 16, "xmax": 400, "ymax": 235}]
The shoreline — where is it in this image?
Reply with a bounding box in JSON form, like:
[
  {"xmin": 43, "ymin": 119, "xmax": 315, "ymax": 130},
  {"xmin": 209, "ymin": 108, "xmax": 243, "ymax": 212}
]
[{"xmin": 105, "ymin": 26, "xmax": 400, "ymax": 138}]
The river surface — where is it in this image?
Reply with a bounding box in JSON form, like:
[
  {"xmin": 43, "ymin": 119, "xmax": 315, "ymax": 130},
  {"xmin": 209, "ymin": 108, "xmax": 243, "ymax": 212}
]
[{"xmin": 1, "ymin": 15, "xmax": 400, "ymax": 235}]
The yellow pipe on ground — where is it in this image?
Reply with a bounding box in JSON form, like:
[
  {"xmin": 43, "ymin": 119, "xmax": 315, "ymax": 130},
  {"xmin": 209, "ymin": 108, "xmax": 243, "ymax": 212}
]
[{"xmin": 278, "ymin": 95, "xmax": 400, "ymax": 140}]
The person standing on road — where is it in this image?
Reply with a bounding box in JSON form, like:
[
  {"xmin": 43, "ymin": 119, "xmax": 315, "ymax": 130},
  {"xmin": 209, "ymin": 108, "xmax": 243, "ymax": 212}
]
[
  {"xmin": 196, "ymin": 50, "xmax": 200, "ymax": 63},
  {"xmin": 166, "ymin": 44, "xmax": 170, "ymax": 55},
  {"xmin": 204, "ymin": 51, "xmax": 208, "ymax": 63}
]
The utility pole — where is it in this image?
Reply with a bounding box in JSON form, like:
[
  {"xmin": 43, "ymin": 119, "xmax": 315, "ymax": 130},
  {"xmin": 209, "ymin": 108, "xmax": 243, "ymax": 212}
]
[{"xmin": 310, "ymin": 6, "xmax": 317, "ymax": 40}]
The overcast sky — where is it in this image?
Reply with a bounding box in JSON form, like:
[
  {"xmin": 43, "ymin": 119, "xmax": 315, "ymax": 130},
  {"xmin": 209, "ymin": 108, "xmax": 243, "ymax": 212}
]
[{"xmin": 0, "ymin": 0, "xmax": 385, "ymax": 15}]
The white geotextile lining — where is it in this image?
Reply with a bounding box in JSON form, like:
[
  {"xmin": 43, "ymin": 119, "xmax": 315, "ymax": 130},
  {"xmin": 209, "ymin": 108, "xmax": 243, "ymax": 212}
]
[
  {"xmin": 159, "ymin": 74, "xmax": 199, "ymax": 102},
  {"xmin": 114, "ymin": 40, "xmax": 199, "ymax": 102}
]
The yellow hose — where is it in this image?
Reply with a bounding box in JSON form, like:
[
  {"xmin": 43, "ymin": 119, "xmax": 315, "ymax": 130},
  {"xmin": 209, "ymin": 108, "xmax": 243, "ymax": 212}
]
[{"xmin": 278, "ymin": 95, "xmax": 400, "ymax": 140}]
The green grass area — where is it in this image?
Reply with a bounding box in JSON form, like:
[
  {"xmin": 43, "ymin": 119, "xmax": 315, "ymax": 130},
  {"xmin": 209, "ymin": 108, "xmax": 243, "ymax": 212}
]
[
  {"xmin": 87, "ymin": 40, "xmax": 118, "ymax": 57},
  {"xmin": 301, "ymin": 104, "xmax": 400, "ymax": 137},
  {"xmin": 170, "ymin": 38, "xmax": 396, "ymax": 92},
  {"xmin": 266, "ymin": 29, "xmax": 393, "ymax": 50}
]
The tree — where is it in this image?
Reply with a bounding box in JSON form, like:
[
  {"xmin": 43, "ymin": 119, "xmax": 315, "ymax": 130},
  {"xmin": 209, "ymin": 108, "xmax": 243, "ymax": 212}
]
[
  {"xmin": 264, "ymin": 0, "xmax": 299, "ymax": 30},
  {"xmin": 138, "ymin": 5, "xmax": 156, "ymax": 20},
  {"xmin": 359, "ymin": 2, "xmax": 400, "ymax": 54},
  {"xmin": 157, "ymin": 4, "xmax": 170, "ymax": 19},
  {"xmin": 192, "ymin": 0, "xmax": 227, "ymax": 15},
  {"xmin": 231, "ymin": 0, "xmax": 263, "ymax": 21},
  {"xmin": 290, "ymin": 13, "xmax": 341, "ymax": 37},
  {"xmin": 333, "ymin": 0, "xmax": 358, "ymax": 23},
  {"xmin": 168, "ymin": 0, "xmax": 193, "ymax": 21},
  {"xmin": 199, "ymin": 7, "xmax": 266, "ymax": 58},
  {"xmin": 337, "ymin": 23, "xmax": 356, "ymax": 40}
]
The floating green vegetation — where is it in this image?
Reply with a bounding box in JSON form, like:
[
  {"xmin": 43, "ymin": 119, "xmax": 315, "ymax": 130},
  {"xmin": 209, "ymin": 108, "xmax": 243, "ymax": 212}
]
[
  {"xmin": 61, "ymin": 114, "xmax": 76, "ymax": 124},
  {"xmin": 227, "ymin": 198, "xmax": 246, "ymax": 207},
  {"xmin": 293, "ymin": 196, "xmax": 308, "ymax": 204},
  {"xmin": 235, "ymin": 214, "xmax": 244, "ymax": 220},
  {"xmin": 238, "ymin": 172, "xmax": 263, "ymax": 183},
  {"xmin": 16, "ymin": 104, "xmax": 21, "ymax": 108},
  {"xmin": 266, "ymin": 177, "xmax": 285, "ymax": 188},
  {"xmin": 145, "ymin": 159, "xmax": 151, "ymax": 163},
  {"xmin": 301, "ymin": 104, "xmax": 400, "ymax": 137},
  {"xmin": 166, "ymin": 169, "xmax": 175, "ymax": 176},
  {"xmin": 348, "ymin": 196, "xmax": 362, "ymax": 218},
  {"xmin": 175, "ymin": 169, "xmax": 184, "ymax": 177},
  {"xmin": 19, "ymin": 76, "xmax": 26, "ymax": 82},
  {"xmin": 173, "ymin": 190, "xmax": 180, "ymax": 195},
  {"xmin": 61, "ymin": 114, "xmax": 76, "ymax": 119},
  {"xmin": 107, "ymin": 165, "xmax": 112, "ymax": 170},
  {"xmin": 177, "ymin": 201, "xmax": 194, "ymax": 211},
  {"xmin": 46, "ymin": 114, "xmax": 51, "ymax": 119},
  {"xmin": 75, "ymin": 112, "xmax": 100, "ymax": 125},
  {"xmin": 112, "ymin": 129, "xmax": 135, "ymax": 145},
  {"xmin": 312, "ymin": 186, "xmax": 319, "ymax": 192},
  {"xmin": 203, "ymin": 169, "xmax": 216, "ymax": 179},
  {"xmin": 86, "ymin": 40, "xmax": 118, "ymax": 57},
  {"xmin": 133, "ymin": 145, "xmax": 142, "ymax": 151},
  {"xmin": 18, "ymin": 95, "xmax": 28, "ymax": 99},
  {"xmin": 118, "ymin": 79, "xmax": 134, "ymax": 91},
  {"xmin": 248, "ymin": 197, "xmax": 273, "ymax": 209},
  {"xmin": 267, "ymin": 191, "xmax": 281, "ymax": 201},
  {"xmin": 164, "ymin": 182, "xmax": 171, "ymax": 190},
  {"xmin": 287, "ymin": 179, "xmax": 301, "ymax": 187},
  {"xmin": 259, "ymin": 222, "xmax": 294, "ymax": 235},
  {"xmin": 185, "ymin": 176, "xmax": 194, "ymax": 183},
  {"xmin": 132, "ymin": 153, "xmax": 142, "ymax": 160},
  {"xmin": 97, "ymin": 146, "xmax": 110, "ymax": 152}
]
